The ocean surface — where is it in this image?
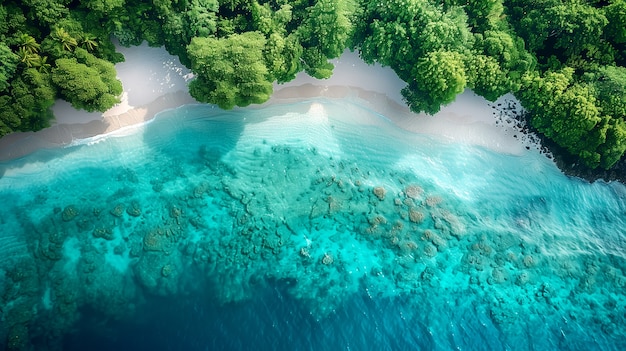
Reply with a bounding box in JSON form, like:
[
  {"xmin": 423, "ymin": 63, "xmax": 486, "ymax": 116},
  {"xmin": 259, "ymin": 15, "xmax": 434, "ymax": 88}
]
[{"xmin": 0, "ymin": 98, "xmax": 625, "ymax": 351}]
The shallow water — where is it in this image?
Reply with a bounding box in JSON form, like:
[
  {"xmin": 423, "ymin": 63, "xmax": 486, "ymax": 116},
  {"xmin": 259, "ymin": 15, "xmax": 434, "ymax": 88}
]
[{"xmin": 1, "ymin": 98, "xmax": 625, "ymax": 351}]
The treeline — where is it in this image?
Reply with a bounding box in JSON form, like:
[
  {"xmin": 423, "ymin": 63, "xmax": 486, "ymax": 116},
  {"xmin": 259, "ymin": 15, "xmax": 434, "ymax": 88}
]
[
  {"xmin": 508, "ymin": 0, "xmax": 626, "ymax": 169},
  {"xmin": 0, "ymin": 1, "xmax": 124, "ymax": 136},
  {"xmin": 0, "ymin": 0, "xmax": 625, "ymax": 170}
]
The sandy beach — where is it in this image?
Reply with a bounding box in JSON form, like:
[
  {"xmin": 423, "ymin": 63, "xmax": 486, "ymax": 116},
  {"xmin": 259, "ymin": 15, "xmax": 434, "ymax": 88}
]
[{"xmin": 0, "ymin": 43, "xmax": 533, "ymax": 161}]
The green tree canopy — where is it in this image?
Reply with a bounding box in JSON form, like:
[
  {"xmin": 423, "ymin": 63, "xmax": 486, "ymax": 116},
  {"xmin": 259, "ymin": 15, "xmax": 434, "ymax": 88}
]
[
  {"xmin": 51, "ymin": 49, "xmax": 122, "ymax": 112},
  {"xmin": 510, "ymin": 0, "xmax": 609, "ymax": 60},
  {"xmin": 456, "ymin": 0, "xmax": 504, "ymax": 32},
  {"xmin": 298, "ymin": 0, "xmax": 355, "ymax": 78},
  {"xmin": 416, "ymin": 6, "xmax": 473, "ymax": 55},
  {"xmin": 186, "ymin": 0, "xmax": 219, "ymax": 38},
  {"xmin": 0, "ymin": 68, "xmax": 55, "ymax": 134},
  {"xmin": 402, "ymin": 50, "xmax": 468, "ymax": 114},
  {"xmin": 601, "ymin": 118, "xmax": 626, "ymax": 169},
  {"xmin": 358, "ymin": 0, "xmax": 432, "ymax": 78},
  {"xmin": 81, "ymin": 0, "xmax": 125, "ymax": 14},
  {"xmin": 187, "ymin": 32, "xmax": 273, "ymax": 109},
  {"xmin": 605, "ymin": 0, "xmax": 626, "ymax": 45},
  {"xmin": 264, "ymin": 32, "xmax": 302, "ymax": 83},
  {"xmin": 517, "ymin": 68, "xmax": 626, "ymax": 168},
  {"xmin": 22, "ymin": 0, "xmax": 70, "ymax": 25},
  {"xmin": 586, "ymin": 65, "xmax": 626, "ymax": 119},
  {"xmin": 464, "ymin": 54, "xmax": 510, "ymax": 101},
  {"xmin": 0, "ymin": 43, "xmax": 19, "ymax": 91}
]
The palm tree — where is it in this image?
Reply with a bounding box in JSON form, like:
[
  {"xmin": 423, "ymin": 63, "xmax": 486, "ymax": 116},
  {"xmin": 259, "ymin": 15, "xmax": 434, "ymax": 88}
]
[
  {"xmin": 18, "ymin": 34, "xmax": 40, "ymax": 54},
  {"xmin": 79, "ymin": 33, "xmax": 99, "ymax": 52},
  {"xmin": 50, "ymin": 28, "xmax": 77, "ymax": 52},
  {"xmin": 17, "ymin": 47, "xmax": 39, "ymax": 68},
  {"xmin": 33, "ymin": 55, "xmax": 51, "ymax": 74}
]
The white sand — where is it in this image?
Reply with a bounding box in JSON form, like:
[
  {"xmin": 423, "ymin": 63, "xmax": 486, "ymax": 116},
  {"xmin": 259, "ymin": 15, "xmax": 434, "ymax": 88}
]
[
  {"xmin": 274, "ymin": 50, "xmax": 407, "ymax": 105},
  {"xmin": 0, "ymin": 45, "xmax": 533, "ymax": 161},
  {"xmin": 51, "ymin": 41, "xmax": 194, "ymax": 124},
  {"xmin": 272, "ymin": 50, "xmax": 533, "ymax": 154},
  {"xmin": 0, "ymin": 42, "xmax": 195, "ymax": 160}
]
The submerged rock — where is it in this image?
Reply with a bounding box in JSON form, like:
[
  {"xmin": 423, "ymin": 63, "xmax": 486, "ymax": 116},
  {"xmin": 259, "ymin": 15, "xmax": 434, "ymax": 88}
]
[
  {"xmin": 161, "ymin": 264, "xmax": 173, "ymax": 277},
  {"xmin": 170, "ymin": 205, "xmax": 182, "ymax": 225}
]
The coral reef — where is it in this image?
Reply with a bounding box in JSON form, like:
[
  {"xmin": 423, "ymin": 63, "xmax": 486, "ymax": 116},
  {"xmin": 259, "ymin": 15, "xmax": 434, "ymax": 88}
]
[{"xmin": 1, "ymin": 108, "xmax": 625, "ymax": 350}]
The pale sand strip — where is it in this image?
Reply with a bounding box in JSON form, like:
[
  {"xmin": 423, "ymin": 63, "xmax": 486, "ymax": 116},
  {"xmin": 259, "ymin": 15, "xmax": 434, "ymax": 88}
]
[
  {"xmin": 0, "ymin": 46, "xmax": 532, "ymax": 161},
  {"xmin": 269, "ymin": 84, "xmax": 532, "ymax": 155},
  {"xmin": 0, "ymin": 91, "xmax": 195, "ymax": 160}
]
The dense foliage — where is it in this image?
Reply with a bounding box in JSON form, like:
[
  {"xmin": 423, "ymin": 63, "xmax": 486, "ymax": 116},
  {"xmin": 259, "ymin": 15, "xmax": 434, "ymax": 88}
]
[{"xmin": 0, "ymin": 0, "xmax": 625, "ymax": 170}]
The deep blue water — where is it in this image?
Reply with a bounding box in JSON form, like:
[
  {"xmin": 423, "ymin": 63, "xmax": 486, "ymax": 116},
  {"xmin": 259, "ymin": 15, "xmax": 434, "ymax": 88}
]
[{"xmin": 0, "ymin": 99, "xmax": 625, "ymax": 350}]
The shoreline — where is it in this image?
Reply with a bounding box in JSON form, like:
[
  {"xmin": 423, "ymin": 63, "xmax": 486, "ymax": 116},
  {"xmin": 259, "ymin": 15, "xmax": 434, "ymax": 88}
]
[
  {"xmin": 0, "ymin": 46, "xmax": 535, "ymax": 162},
  {"xmin": 267, "ymin": 84, "xmax": 539, "ymax": 156},
  {"xmin": 0, "ymin": 85, "xmax": 536, "ymax": 162},
  {"xmin": 0, "ymin": 91, "xmax": 196, "ymax": 161}
]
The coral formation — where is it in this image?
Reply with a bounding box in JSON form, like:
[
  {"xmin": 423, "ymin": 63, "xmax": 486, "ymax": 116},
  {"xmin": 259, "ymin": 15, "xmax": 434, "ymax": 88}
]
[
  {"xmin": 110, "ymin": 203, "xmax": 125, "ymax": 217},
  {"xmin": 423, "ymin": 243, "xmax": 438, "ymax": 258},
  {"xmin": 398, "ymin": 240, "xmax": 418, "ymax": 254},
  {"xmin": 373, "ymin": 186, "xmax": 386, "ymax": 200},
  {"xmin": 404, "ymin": 185, "xmax": 423, "ymax": 199},
  {"xmin": 322, "ymin": 253, "xmax": 334, "ymax": 265},
  {"xmin": 515, "ymin": 271, "xmax": 530, "ymax": 286},
  {"xmin": 425, "ymin": 196, "xmax": 443, "ymax": 207},
  {"xmin": 143, "ymin": 228, "xmax": 170, "ymax": 252},
  {"xmin": 193, "ymin": 182, "xmax": 210, "ymax": 198},
  {"xmin": 299, "ymin": 247, "xmax": 311, "ymax": 258},
  {"xmin": 93, "ymin": 227, "xmax": 114, "ymax": 240},
  {"xmin": 61, "ymin": 205, "xmax": 79, "ymax": 222},
  {"xmin": 408, "ymin": 208, "xmax": 424, "ymax": 223},
  {"xmin": 523, "ymin": 255, "xmax": 536, "ymax": 268},
  {"xmin": 126, "ymin": 201, "xmax": 142, "ymax": 217}
]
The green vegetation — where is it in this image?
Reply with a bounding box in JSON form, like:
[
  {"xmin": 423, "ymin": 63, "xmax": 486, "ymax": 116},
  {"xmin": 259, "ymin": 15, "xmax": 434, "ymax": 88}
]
[
  {"xmin": 507, "ymin": 0, "xmax": 626, "ymax": 169},
  {"xmin": 187, "ymin": 32, "xmax": 272, "ymax": 109},
  {"xmin": 0, "ymin": 0, "xmax": 625, "ymax": 170}
]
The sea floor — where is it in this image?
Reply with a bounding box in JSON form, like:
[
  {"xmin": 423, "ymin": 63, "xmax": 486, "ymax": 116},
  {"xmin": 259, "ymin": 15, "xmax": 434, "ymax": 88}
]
[{"xmin": 1, "ymin": 98, "xmax": 625, "ymax": 350}]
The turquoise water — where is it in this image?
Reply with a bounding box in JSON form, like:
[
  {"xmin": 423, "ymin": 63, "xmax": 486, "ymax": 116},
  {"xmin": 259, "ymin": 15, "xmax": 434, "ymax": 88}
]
[{"xmin": 1, "ymin": 98, "xmax": 625, "ymax": 350}]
